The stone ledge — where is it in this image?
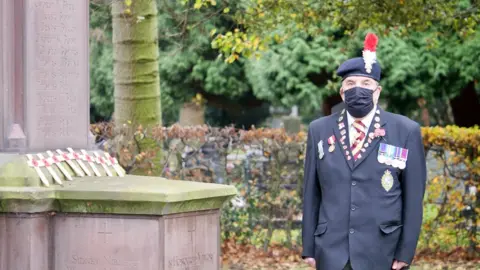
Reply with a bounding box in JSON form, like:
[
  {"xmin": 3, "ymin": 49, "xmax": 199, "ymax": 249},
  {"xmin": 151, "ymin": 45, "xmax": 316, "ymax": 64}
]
[
  {"xmin": 0, "ymin": 154, "xmax": 238, "ymax": 215},
  {"xmin": 0, "ymin": 177, "xmax": 237, "ymax": 214}
]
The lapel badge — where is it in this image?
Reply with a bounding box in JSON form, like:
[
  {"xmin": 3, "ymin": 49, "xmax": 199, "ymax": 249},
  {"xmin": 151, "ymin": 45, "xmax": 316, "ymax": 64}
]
[
  {"xmin": 327, "ymin": 135, "xmax": 336, "ymax": 152},
  {"xmin": 381, "ymin": 169, "xmax": 394, "ymax": 192},
  {"xmin": 374, "ymin": 123, "xmax": 381, "ymax": 129},
  {"xmin": 341, "ymin": 129, "xmax": 347, "ymax": 136},
  {"xmin": 374, "ymin": 116, "xmax": 380, "ymax": 122},
  {"xmin": 318, "ymin": 140, "xmax": 325, "ymax": 160},
  {"xmin": 338, "ymin": 122, "xmax": 345, "ymax": 129}
]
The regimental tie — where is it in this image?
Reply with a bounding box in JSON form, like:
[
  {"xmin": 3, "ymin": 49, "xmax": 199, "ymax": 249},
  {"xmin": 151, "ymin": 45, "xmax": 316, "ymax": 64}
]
[{"xmin": 350, "ymin": 120, "xmax": 366, "ymax": 161}]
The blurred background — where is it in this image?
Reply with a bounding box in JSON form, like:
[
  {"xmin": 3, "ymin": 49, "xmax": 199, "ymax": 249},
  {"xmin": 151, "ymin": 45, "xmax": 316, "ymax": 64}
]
[{"xmin": 90, "ymin": 0, "xmax": 479, "ymax": 269}]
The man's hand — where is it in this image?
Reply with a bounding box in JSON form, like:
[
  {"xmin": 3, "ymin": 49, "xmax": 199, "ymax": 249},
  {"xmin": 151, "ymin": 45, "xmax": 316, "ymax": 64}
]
[
  {"xmin": 303, "ymin": 257, "xmax": 316, "ymax": 268},
  {"xmin": 392, "ymin": 260, "xmax": 408, "ymax": 269}
]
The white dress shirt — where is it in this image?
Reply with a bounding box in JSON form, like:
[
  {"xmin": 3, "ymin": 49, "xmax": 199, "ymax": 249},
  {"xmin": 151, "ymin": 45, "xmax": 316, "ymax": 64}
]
[{"xmin": 346, "ymin": 106, "xmax": 376, "ymax": 147}]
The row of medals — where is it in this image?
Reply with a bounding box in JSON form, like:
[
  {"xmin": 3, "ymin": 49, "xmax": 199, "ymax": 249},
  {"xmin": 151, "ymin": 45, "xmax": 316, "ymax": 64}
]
[
  {"xmin": 329, "ymin": 109, "xmax": 382, "ymax": 161},
  {"xmin": 378, "ymin": 143, "xmax": 407, "ymax": 169}
]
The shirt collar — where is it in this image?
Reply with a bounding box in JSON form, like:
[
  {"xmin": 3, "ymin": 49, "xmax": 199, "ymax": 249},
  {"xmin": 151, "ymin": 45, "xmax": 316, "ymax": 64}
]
[{"xmin": 346, "ymin": 105, "xmax": 377, "ymax": 130}]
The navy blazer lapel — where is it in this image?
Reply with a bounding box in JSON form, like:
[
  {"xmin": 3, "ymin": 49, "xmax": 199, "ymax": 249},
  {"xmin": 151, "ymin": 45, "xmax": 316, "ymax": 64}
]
[
  {"xmin": 332, "ymin": 109, "xmax": 354, "ymax": 170},
  {"xmin": 352, "ymin": 108, "xmax": 388, "ymax": 170}
]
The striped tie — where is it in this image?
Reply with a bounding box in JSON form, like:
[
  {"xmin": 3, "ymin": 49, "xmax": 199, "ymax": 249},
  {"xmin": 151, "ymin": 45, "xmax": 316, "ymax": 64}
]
[{"xmin": 351, "ymin": 120, "xmax": 366, "ymax": 160}]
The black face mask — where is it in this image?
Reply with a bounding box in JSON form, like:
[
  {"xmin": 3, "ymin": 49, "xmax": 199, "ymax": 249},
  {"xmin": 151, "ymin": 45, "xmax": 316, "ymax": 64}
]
[{"xmin": 343, "ymin": 87, "xmax": 376, "ymax": 118}]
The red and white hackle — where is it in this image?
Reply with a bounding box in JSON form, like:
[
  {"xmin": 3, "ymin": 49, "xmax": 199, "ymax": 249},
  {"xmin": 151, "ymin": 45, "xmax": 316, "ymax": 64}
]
[{"xmin": 362, "ymin": 33, "xmax": 378, "ymax": 74}]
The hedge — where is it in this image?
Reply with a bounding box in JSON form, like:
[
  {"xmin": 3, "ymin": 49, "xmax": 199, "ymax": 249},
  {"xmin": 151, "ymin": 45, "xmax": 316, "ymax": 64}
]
[{"xmin": 91, "ymin": 123, "xmax": 479, "ymax": 257}]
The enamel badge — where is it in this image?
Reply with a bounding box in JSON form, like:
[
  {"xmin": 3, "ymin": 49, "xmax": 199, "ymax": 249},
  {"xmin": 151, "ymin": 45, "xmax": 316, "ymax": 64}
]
[
  {"xmin": 381, "ymin": 169, "xmax": 394, "ymax": 192},
  {"xmin": 318, "ymin": 140, "xmax": 325, "ymax": 160},
  {"xmin": 327, "ymin": 135, "xmax": 336, "ymax": 152}
]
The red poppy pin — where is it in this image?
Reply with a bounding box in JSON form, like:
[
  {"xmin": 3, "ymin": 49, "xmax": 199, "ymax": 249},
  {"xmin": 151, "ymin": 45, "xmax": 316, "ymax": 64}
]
[{"xmin": 374, "ymin": 128, "xmax": 386, "ymax": 138}]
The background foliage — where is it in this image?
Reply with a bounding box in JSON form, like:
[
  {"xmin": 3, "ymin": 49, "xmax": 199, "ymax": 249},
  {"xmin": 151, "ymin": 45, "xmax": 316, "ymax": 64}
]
[{"xmin": 90, "ymin": 1, "xmax": 480, "ymax": 128}]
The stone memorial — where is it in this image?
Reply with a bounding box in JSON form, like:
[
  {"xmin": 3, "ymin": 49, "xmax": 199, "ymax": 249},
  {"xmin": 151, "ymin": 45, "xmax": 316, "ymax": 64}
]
[{"xmin": 0, "ymin": 1, "xmax": 237, "ymax": 270}]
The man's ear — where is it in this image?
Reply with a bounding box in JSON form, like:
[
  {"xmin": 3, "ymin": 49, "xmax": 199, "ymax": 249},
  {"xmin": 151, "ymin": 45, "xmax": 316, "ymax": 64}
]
[
  {"xmin": 340, "ymin": 87, "xmax": 345, "ymax": 101},
  {"xmin": 373, "ymin": 86, "xmax": 382, "ymax": 103}
]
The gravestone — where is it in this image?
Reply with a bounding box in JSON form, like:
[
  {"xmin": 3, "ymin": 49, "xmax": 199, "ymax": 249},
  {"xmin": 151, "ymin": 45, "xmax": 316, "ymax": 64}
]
[
  {"xmin": 0, "ymin": 1, "xmax": 237, "ymax": 269},
  {"xmin": 269, "ymin": 106, "xmax": 302, "ymax": 134},
  {"xmin": 179, "ymin": 102, "xmax": 206, "ymax": 126}
]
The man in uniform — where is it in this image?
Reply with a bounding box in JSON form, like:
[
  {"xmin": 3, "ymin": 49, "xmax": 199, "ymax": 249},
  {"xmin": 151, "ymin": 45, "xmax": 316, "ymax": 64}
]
[{"xmin": 301, "ymin": 33, "xmax": 427, "ymax": 270}]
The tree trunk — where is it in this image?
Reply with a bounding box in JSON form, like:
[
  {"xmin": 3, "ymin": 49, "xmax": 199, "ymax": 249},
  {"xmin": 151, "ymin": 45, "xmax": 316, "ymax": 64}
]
[
  {"xmin": 112, "ymin": 0, "xmax": 161, "ymax": 128},
  {"xmin": 112, "ymin": 0, "xmax": 162, "ymax": 175}
]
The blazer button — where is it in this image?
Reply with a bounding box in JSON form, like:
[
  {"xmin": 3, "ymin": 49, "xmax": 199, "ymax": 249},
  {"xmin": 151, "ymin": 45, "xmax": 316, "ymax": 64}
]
[
  {"xmin": 352, "ymin": 181, "xmax": 357, "ymax": 186},
  {"xmin": 349, "ymin": 229, "xmax": 355, "ymax": 234},
  {"xmin": 351, "ymin": 206, "xmax": 356, "ymax": 211}
]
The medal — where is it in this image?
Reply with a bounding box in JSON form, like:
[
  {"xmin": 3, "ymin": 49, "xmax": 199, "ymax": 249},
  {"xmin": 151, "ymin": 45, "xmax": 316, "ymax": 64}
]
[
  {"xmin": 386, "ymin": 144, "xmax": 397, "ymax": 166},
  {"xmin": 377, "ymin": 143, "xmax": 387, "ymax": 164},
  {"xmin": 318, "ymin": 140, "xmax": 325, "ymax": 160},
  {"xmin": 399, "ymin": 148, "xmax": 409, "ymax": 169},
  {"xmin": 381, "ymin": 170, "xmax": 394, "ymax": 192},
  {"xmin": 392, "ymin": 147, "xmax": 401, "ymax": 168}
]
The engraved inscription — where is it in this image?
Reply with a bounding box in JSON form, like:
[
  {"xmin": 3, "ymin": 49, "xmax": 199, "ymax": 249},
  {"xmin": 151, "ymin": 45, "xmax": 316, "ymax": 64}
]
[
  {"xmin": 66, "ymin": 255, "xmax": 140, "ymax": 269},
  {"xmin": 25, "ymin": 0, "xmax": 88, "ymax": 149},
  {"xmin": 167, "ymin": 253, "xmax": 214, "ymax": 269},
  {"xmin": 165, "ymin": 215, "xmax": 218, "ymax": 270}
]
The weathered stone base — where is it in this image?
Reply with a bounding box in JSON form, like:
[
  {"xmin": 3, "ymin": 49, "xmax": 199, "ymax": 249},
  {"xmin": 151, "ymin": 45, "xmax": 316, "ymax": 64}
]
[
  {"xmin": 0, "ymin": 213, "xmax": 51, "ymax": 270},
  {"xmin": 0, "ymin": 210, "xmax": 220, "ymax": 270}
]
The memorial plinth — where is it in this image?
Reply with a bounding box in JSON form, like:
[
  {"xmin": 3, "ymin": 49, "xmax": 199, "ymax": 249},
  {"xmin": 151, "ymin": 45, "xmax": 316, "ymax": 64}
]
[{"xmin": 0, "ymin": 154, "xmax": 237, "ymax": 270}]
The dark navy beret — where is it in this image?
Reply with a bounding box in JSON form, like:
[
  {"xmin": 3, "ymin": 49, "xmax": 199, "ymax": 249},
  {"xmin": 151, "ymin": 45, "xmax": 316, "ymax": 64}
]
[{"xmin": 336, "ymin": 57, "xmax": 381, "ymax": 81}]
